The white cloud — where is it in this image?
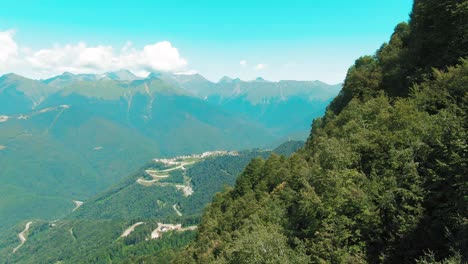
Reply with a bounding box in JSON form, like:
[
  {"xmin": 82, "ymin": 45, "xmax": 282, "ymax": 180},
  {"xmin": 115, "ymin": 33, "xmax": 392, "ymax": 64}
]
[
  {"xmin": 26, "ymin": 43, "xmax": 115, "ymax": 74},
  {"xmin": 254, "ymin": 63, "xmax": 267, "ymax": 70},
  {"xmin": 139, "ymin": 41, "xmax": 187, "ymax": 72},
  {"xmin": 0, "ymin": 30, "xmax": 189, "ymax": 79},
  {"xmin": 0, "ymin": 30, "xmax": 18, "ymax": 64},
  {"xmin": 239, "ymin": 60, "xmax": 247, "ymax": 67},
  {"xmin": 79, "ymin": 45, "xmax": 114, "ymax": 69}
]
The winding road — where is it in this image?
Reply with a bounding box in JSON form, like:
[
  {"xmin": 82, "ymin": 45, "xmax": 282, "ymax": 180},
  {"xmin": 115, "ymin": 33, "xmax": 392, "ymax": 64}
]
[
  {"xmin": 120, "ymin": 222, "xmax": 145, "ymax": 237},
  {"xmin": 13, "ymin": 221, "xmax": 32, "ymax": 253}
]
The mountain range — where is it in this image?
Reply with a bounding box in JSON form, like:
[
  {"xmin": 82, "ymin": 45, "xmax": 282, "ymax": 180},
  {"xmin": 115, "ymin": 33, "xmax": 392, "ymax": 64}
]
[
  {"xmin": 0, "ymin": 0, "xmax": 465, "ymax": 263},
  {"xmin": 0, "ymin": 71, "xmax": 340, "ymax": 233}
]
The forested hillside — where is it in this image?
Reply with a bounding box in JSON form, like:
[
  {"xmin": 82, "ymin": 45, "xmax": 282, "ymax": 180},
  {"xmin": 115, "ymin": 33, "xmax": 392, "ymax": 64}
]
[
  {"xmin": 0, "ymin": 66, "xmax": 335, "ymax": 231},
  {"xmin": 177, "ymin": 0, "xmax": 467, "ymax": 263},
  {"xmin": 0, "ymin": 142, "xmax": 302, "ymax": 263}
]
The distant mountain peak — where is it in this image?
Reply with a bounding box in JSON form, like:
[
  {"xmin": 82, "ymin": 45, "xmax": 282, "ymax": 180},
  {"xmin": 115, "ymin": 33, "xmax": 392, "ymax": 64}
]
[
  {"xmin": 43, "ymin": 72, "xmax": 97, "ymax": 85},
  {"xmin": 114, "ymin": 69, "xmax": 133, "ymax": 74},
  {"xmin": 1, "ymin": 73, "xmax": 24, "ymax": 80},
  {"xmin": 62, "ymin": 71, "xmax": 75, "ymax": 76},
  {"xmin": 254, "ymin": 77, "xmax": 266, "ymax": 82},
  {"xmin": 172, "ymin": 73, "xmax": 210, "ymax": 84},
  {"xmin": 147, "ymin": 71, "xmax": 164, "ymax": 79},
  {"xmin": 219, "ymin": 76, "xmax": 241, "ymax": 83},
  {"xmin": 218, "ymin": 76, "xmax": 233, "ymax": 83},
  {"xmin": 104, "ymin": 69, "xmax": 138, "ymax": 81}
]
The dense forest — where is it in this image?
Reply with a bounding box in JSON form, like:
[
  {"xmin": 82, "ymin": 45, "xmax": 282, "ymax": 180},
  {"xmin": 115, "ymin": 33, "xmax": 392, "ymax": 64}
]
[
  {"xmin": 1, "ymin": 142, "xmax": 303, "ymax": 263},
  {"xmin": 176, "ymin": 0, "xmax": 467, "ymax": 263}
]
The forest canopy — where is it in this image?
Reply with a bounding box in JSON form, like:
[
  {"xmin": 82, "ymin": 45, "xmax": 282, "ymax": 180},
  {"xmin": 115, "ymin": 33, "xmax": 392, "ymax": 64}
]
[{"xmin": 176, "ymin": 0, "xmax": 468, "ymax": 263}]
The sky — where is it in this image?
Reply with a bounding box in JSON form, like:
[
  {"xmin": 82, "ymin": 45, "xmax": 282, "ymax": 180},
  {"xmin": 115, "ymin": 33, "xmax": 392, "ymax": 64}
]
[{"xmin": 0, "ymin": 0, "xmax": 413, "ymax": 84}]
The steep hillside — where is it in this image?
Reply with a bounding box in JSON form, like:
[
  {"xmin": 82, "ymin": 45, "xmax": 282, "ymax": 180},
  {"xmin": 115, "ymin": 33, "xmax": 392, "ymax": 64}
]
[
  {"xmin": 0, "ymin": 75, "xmax": 280, "ymax": 231},
  {"xmin": 0, "ymin": 104, "xmax": 161, "ymax": 231},
  {"xmin": 69, "ymin": 150, "xmax": 271, "ymax": 221},
  {"xmin": 0, "ymin": 74, "xmax": 60, "ymax": 114},
  {"xmin": 40, "ymin": 76, "xmax": 275, "ymax": 154},
  {"xmin": 0, "ymin": 144, "xmax": 302, "ymax": 263},
  {"xmin": 177, "ymin": 1, "xmax": 467, "ymax": 263}
]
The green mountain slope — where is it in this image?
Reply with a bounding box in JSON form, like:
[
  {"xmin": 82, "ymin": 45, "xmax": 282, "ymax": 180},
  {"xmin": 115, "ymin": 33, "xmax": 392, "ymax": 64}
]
[
  {"xmin": 148, "ymin": 71, "xmax": 341, "ymax": 138},
  {"xmin": 0, "ymin": 75, "xmax": 281, "ymax": 231},
  {"xmin": 0, "ymin": 74, "xmax": 60, "ymax": 115},
  {"xmin": 177, "ymin": 1, "xmax": 467, "ymax": 263},
  {"xmin": 0, "ymin": 105, "xmax": 162, "ymax": 231},
  {"xmin": 0, "ymin": 143, "xmax": 303, "ymax": 263},
  {"xmin": 72, "ymin": 140, "xmax": 303, "ymax": 221}
]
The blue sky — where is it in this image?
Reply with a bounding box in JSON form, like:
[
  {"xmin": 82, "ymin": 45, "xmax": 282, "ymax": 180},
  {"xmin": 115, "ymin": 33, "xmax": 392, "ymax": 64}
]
[{"xmin": 0, "ymin": 0, "xmax": 413, "ymax": 84}]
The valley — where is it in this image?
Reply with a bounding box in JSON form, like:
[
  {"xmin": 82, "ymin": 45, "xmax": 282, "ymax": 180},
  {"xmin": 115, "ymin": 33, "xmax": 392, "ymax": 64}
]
[
  {"xmin": 0, "ymin": 71, "xmax": 337, "ymax": 234},
  {"xmin": 0, "ymin": 0, "xmax": 465, "ymax": 263},
  {"xmin": 0, "ymin": 142, "xmax": 303, "ymax": 263}
]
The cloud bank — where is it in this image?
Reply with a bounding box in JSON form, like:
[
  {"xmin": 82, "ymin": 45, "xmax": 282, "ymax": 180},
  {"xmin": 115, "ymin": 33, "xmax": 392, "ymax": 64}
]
[
  {"xmin": 0, "ymin": 30, "xmax": 188, "ymax": 79},
  {"xmin": 0, "ymin": 30, "xmax": 18, "ymax": 64}
]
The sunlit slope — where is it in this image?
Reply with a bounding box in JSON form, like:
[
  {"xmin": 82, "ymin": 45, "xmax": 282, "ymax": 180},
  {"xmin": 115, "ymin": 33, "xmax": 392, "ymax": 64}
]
[{"xmin": 0, "ymin": 142, "xmax": 303, "ymax": 263}]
